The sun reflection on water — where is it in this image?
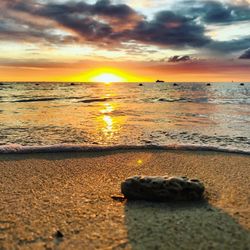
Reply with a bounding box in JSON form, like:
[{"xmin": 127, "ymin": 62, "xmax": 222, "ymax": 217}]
[
  {"xmin": 97, "ymin": 100, "xmax": 126, "ymax": 143},
  {"xmin": 100, "ymin": 103, "xmax": 114, "ymax": 114},
  {"xmin": 98, "ymin": 102, "xmax": 116, "ymax": 141},
  {"xmin": 100, "ymin": 103, "xmax": 115, "ymax": 137},
  {"xmin": 102, "ymin": 115, "xmax": 113, "ymax": 134}
]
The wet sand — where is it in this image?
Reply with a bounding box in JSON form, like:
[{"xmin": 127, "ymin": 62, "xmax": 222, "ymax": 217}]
[{"xmin": 0, "ymin": 150, "xmax": 249, "ymax": 249}]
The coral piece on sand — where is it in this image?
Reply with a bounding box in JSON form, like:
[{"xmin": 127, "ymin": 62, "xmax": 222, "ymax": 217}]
[{"xmin": 121, "ymin": 176, "xmax": 205, "ymax": 201}]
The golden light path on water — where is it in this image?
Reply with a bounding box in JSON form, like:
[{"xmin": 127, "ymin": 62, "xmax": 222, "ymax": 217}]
[
  {"xmin": 97, "ymin": 84, "xmax": 125, "ymax": 142},
  {"xmin": 99, "ymin": 103, "xmax": 115, "ymax": 141}
]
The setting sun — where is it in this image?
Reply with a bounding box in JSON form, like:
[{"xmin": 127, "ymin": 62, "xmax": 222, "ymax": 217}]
[
  {"xmin": 91, "ymin": 73, "xmax": 124, "ymax": 83},
  {"xmin": 63, "ymin": 67, "xmax": 150, "ymax": 82}
]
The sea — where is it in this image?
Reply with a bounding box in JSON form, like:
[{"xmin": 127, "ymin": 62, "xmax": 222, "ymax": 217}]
[{"xmin": 0, "ymin": 82, "xmax": 249, "ymax": 154}]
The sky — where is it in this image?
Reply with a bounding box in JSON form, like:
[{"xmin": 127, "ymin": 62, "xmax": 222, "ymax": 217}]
[{"xmin": 0, "ymin": 0, "xmax": 250, "ymax": 82}]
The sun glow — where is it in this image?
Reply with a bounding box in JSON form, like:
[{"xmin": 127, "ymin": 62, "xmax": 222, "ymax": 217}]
[
  {"xmin": 63, "ymin": 67, "xmax": 150, "ymax": 83},
  {"xmin": 92, "ymin": 73, "xmax": 124, "ymax": 83},
  {"xmin": 71, "ymin": 67, "xmax": 130, "ymax": 83}
]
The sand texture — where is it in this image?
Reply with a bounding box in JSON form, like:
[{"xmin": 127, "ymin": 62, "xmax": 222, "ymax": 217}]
[{"xmin": 0, "ymin": 150, "xmax": 249, "ymax": 250}]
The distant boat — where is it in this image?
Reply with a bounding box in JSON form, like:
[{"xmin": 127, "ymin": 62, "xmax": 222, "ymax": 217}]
[
  {"xmin": 156, "ymin": 80, "xmax": 164, "ymax": 83},
  {"xmin": 240, "ymin": 83, "xmax": 244, "ymax": 86},
  {"xmin": 173, "ymin": 83, "xmax": 178, "ymax": 86},
  {"xmin": 206, "ymin": 83, "xmax": 211, "ymax": 86},
  {"xmin": 139, "ymin": 83, "xmax": 143, "ymax": 86}
]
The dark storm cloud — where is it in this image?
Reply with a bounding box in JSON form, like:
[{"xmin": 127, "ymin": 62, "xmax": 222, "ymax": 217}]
[
  {"xmin": 90, "ymin": 0, "xmax": 139, "ymax": 19},
  {"xmin": 2, "ymin": 0, "xmax": 142, "ymax": 46},
  {"xmin": 187, "ymin": 0, "xmax": 250, "ymax": 23},
  {"xmin": 36, "ymin": 0, "xmax": 139, "ymax": 20},
  {"xmin": 9, "ymin": 0, "xmax": 141, "ymax": 27},
  {"xmin": 239, "ymin": 48, "xmax": 250, "ymax": 59},
  {"xmin": 168, "ymin": 55, "xmax": 191, "ymax": 63},
  {"xmin": 127, "ymin": 11, "xmax": 211, "ymax": 48}
]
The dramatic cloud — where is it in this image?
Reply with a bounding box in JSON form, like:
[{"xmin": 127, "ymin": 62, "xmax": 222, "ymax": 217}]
[
  {"xmin": 1, "ymin": 0, "xmax": 143, "ymax": 46},
  {"xmin": 168, "ymin": 55, "xmax": 191, "ymax": 63},
  {"xmin": 0, "ymin": 1, "xmax": 77, "ymax": 44},
  {"xmin": 0, "ymin": 0, "xmax": 249, "ymax": 53},
  {"xmin": 239, "ymin": 48, "xmax": 250, "ymax": 59},
  {"xmin": 128, "ymin": 11, "xmax": 211, "ymax": 48},
  {"xmin": 0, "ymin": 18, "xmax": 76, "ymax": 44},
  {"xmin": 209, "ymin": 36, "xmax": 250, "ymax": 52},
  {"xmin": 1, "ymin": 0, "xmax": 211, "ymax": 48},
  {"xmin": 189, "ymin": 0, "xmax": 250, "ymax": 23}
]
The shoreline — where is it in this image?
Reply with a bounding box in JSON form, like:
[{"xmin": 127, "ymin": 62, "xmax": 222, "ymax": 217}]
[
  {"xmin": 1, "ymin": 144, "xmax": 250, "ymax": 155},
  {"xmin": 0, "ymin": 150, "xmax": 249, "ymax": 249}
]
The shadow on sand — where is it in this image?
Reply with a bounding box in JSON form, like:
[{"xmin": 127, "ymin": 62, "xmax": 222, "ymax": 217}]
[
  {"xmin": 124, "ymin": 200, "xmax": 250, "ymax": 250},
  {"xmin": 0, "ymin": 149, "xmax": 150, "ymax": 161}
]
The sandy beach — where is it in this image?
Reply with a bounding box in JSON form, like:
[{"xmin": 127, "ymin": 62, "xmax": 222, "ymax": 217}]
[{"xmin": 0, "ymin": 150, "xmax": 249, "ymax": 249}]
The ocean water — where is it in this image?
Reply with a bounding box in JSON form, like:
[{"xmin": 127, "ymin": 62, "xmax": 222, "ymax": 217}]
[{"xmin": 0, "ymin": 82, "xmax": 249, "ymax": 153}]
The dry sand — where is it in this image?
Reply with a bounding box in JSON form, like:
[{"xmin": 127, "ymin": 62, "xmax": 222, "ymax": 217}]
[{"xmin": 0, "ymin": 150, "xmax": 249, "ymax": 250}]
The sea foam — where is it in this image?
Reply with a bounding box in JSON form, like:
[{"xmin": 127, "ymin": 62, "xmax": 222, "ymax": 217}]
[{"xmin": 0, "ymin": 144, "xmax": 249, "ymax": 155}]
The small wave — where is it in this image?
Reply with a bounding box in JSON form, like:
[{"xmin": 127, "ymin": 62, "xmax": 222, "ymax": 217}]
[
  {"xmin": 0, "ymin": 144, "xmax": 249, "ymax": 155},
  {"xmin": 144, "ymin": 98, "xmax": 183, "ymax": 103},
  {"xmin": 12, "ymin": 97, "xmax": 61, "ymax": 103},
  {"xmin": 78, "ymin": 98, "xmax": 111, "ymax": 103},
  {"xmin": 6, "ymin": 96, "xmax": 94, "ymax": 103},
  {"xmin": 157, "ymin": 98, "xmax": 188, "ymax": 102}
]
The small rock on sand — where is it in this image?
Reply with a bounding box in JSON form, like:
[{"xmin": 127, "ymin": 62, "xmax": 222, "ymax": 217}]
[
  {"xmin": 54, "ymin": 230, "xmax": 64, "ymax": 239},
  {"xmin": 111, "ymin": 195, "xmax": 126, "ymax": 202}
]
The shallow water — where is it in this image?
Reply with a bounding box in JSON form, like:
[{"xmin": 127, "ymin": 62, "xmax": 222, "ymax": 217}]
[{"xmin": 0, "ymin": 82, "xmax": 249, "ymax": 152}]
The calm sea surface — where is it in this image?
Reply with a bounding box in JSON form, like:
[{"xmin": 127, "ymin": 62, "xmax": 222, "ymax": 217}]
[{"xmin": 0, "ymin": 82, "xmax": 249, "ymax": 152}]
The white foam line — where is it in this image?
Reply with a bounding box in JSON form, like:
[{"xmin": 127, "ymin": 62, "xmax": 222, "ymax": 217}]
[{"xmin": 0, "ymin": 144, "xmax": 249, "ymax": 155}]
